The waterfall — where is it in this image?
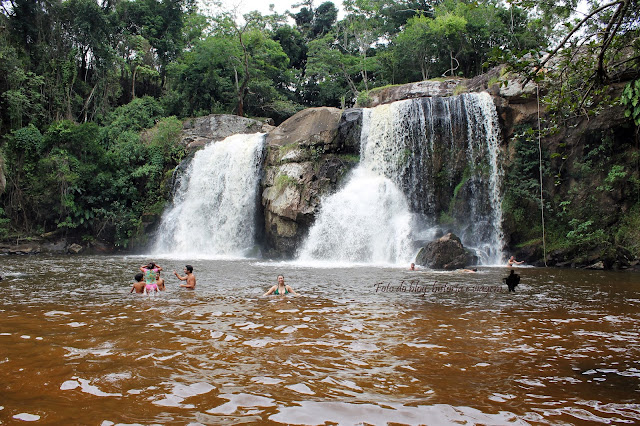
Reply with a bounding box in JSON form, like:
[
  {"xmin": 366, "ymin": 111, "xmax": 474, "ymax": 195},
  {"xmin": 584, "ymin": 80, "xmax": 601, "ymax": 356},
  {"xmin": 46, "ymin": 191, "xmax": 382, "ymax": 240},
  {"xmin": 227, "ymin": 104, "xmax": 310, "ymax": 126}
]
[
  {"xmin": 297, "ymin": 103, "xmax": 415, "ymax": 265},
  {"xmin": 298, "ymin": 92, "xmax": 504, "ymax": 265},
  {"xmin": 153, "ymin": 133, "xmax": 266, "ymax": 258},
  {"xmin": 296, "ymin": 168, "xmax": 414, "ymax": 265}
]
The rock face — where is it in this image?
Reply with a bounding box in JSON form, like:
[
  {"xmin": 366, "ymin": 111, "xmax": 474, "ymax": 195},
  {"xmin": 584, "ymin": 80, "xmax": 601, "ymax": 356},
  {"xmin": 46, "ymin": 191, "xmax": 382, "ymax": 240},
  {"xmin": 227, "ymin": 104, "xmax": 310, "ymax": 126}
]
[
  {"xmin": 181, "ymin": 114, "xmax": 274, "ymax": 150},
  {"xmin": 360, "ymin": 79, "xmax": 462, "ymax": 107},
  {"xmin": 414, "ymin": 233, "xmax": 477, "ymax": 270},
  {"xmin": 360, "ymin": 66, "xmax": 541, "ymax": 140},
  {"xmin": 261, "ymin": 107, "xmax": 361, "ymax": 257},
  {"xmin": 0, "ymin": 243, "xmax": 40, "ymax": 255}
]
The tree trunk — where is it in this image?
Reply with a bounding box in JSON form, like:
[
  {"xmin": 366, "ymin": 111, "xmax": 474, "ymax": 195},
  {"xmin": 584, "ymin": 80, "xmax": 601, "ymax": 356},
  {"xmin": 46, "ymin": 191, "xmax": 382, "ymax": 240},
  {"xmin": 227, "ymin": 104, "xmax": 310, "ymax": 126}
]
[
  {"xmin": 131, "ymin": 66, "xmax": 137, "ymax": 99},
  {"xmin": 235, "ymin": 31, "xmax": 250, "ymax": 117}
]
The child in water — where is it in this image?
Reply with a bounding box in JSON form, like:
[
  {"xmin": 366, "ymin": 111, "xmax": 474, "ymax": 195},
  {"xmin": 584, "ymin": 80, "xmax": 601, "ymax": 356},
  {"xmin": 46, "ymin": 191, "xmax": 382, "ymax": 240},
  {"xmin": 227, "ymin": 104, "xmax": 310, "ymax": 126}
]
[
  {"xmin": 156, "ymin": 271, "xmax": 165, "ymax": 291},
  {"xmin": 130, "ymin": 273, "xmax": 145, "ymax": 294}
]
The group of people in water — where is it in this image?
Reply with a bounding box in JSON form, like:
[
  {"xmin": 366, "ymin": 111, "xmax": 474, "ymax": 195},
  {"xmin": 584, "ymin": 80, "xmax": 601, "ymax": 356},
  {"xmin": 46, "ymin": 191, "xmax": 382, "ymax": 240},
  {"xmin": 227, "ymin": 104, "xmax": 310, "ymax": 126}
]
[
  {"xmin": 130, "ymin": 262, "xmax": 196, "ymax": 294},
  {"xmin": 132, "ymin": 256, "xmax": 525, "ymax": 296},
  {"xmin": 131, "ymin": 263, "xmax": 299, "ymax": 297}
]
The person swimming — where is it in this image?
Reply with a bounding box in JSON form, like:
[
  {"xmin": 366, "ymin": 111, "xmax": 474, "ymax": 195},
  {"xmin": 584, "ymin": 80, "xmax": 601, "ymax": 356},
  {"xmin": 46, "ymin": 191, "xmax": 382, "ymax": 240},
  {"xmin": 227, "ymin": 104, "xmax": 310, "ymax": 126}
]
[
  {"xmin": 263, "ymin": 275, "xmax": 298, "ymax": 296},
  {"xmin": 156, "ymin": 271, "xmax": 165, "ymax": 291}
]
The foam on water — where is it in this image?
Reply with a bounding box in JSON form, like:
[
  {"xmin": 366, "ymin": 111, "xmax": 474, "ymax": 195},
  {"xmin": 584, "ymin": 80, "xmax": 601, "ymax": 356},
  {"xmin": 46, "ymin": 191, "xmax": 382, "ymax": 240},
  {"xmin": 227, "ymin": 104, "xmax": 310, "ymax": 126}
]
[
  {"xmin": 206, "ymin": 393, "xmax": 275, "ymax": 415},
  {"xmin": 269, "ymin": 401, "xmax": 531, "ymax": 425},
  {"xmin": 61, "ymin": 378, "xmax": 122, "ymax": 397}
]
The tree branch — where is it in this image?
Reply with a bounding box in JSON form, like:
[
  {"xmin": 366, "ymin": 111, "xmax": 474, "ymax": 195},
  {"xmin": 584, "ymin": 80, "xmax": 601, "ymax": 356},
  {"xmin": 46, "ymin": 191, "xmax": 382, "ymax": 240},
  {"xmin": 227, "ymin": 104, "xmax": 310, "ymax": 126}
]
[
  {"xmin": 524, "ymin": 0, "xmax": 624, "ymax": 84},
  {"xmin": 597, "ymin": 0, "xmax": 630, "ymax": 82}
]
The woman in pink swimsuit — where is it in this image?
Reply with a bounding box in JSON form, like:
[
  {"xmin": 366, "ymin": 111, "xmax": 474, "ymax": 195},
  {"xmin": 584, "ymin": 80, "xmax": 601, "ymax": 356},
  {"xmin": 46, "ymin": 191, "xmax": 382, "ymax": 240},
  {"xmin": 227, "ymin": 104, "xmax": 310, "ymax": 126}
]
[{"xmin": 140, "ymin": 262, "xmax": 162, "ymax": 294}]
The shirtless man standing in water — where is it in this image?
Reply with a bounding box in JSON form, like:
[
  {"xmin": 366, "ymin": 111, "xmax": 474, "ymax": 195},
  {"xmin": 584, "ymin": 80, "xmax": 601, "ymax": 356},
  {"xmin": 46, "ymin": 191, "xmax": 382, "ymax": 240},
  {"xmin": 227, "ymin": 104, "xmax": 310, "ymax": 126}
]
[{"xmin": 174, "ymin": 265, "xmax": 196, "ymax": 289}]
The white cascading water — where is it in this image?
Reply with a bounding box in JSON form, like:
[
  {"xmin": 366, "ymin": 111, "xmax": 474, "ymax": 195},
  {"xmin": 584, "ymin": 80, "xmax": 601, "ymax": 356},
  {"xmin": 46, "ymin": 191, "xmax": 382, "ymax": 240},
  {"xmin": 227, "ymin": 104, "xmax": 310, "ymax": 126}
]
[
  {"xmin": 461, "ymin": 93, "xmax": 504, "ymax": 264},
  {"xmin": 297, "ymin": 104, "xmax": 415, "ymax": 265},
  {"xmin": 153, "ymin": 133, "xmax": 266, "ymax": 258},
  {"xmin": 298, "ymin": 92, "xmax": 505, "ymax": 265}
]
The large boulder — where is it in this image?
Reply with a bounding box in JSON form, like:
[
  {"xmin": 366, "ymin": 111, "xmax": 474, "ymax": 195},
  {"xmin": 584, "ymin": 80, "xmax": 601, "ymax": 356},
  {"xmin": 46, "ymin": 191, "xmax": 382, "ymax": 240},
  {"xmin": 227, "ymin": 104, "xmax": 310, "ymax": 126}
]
[
  {"xmin": 415, "ymin": 233, "xmax": 477, "ymax": 270},
  {"xmin": 261, "ymin": 107, "xmax": 361, "ymax": 257}
]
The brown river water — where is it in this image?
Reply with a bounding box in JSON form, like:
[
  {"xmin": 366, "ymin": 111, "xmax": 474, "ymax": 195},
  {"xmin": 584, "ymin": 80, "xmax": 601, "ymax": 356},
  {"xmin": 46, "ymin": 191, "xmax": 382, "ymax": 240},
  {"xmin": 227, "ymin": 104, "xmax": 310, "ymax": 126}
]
[{"xmin": 1, "ymin": 255, "xmax": 639, "ymax": 425}]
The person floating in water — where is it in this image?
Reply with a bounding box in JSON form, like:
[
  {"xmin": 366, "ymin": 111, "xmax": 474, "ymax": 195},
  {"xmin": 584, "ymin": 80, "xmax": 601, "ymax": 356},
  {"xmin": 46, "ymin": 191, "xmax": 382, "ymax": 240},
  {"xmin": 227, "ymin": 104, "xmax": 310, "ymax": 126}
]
[
  {"xmin": 264, "ymin": 275, "xmax": 298, "ymax": 296},
  {"xmin": 130, "ymin": 272, "xmax": 145, "ymax": 294},
  {"xmin": 507, "ymin": 256, "xmax": 524, "ymax": 267},
  {"xmin": 174, "ymin": 265, "xmax": 196, "ymax": 289},
  {"xmin": 409, "ymin": 263, "xmax": 416, "ymax": 271},
  {"xmin": 504, "ymin": 270, "xmax": 521, "ymax": 292},
  {"xmin": 140, "ymin": 262, "xmax": 162, "ymax": 294}
]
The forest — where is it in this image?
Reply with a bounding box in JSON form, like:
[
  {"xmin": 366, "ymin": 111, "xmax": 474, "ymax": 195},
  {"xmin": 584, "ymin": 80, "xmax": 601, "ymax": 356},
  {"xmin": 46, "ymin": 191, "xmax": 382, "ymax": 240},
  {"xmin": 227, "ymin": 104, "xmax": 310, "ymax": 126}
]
[{"xmin": 0, "ymin": 0, "xmax": 638, "ymax": 262}]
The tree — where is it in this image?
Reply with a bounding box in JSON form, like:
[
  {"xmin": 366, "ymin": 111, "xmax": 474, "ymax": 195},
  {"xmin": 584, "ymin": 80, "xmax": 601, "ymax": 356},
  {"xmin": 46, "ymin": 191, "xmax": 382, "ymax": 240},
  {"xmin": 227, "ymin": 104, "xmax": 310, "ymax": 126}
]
[
  {"xmin": 507, "ymin": 0, "xmax": 640, "ymax": 85},
  {"xmin": 393, "ymin": 14, "xmax": 438, "ymax": 81}
]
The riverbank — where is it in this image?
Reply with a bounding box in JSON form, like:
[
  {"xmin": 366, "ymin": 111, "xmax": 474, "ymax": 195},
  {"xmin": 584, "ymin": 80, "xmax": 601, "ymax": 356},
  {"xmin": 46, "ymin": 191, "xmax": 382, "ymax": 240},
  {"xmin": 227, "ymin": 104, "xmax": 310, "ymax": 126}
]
[{"xmin": 0, "ymin": 237, "xmax": 119, "ymax": 256}]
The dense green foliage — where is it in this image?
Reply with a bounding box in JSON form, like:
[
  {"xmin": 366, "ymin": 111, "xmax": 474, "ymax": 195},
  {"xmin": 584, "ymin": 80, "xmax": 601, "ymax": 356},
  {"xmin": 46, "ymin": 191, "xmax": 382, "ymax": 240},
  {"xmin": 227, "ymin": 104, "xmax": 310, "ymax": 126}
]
[
  {"xmin": 497, "ymin": 0, "xmax": 640, "ymax": 265},
  {"xmin": 1, "ymin": 96, "xmax": 184, "ymax": 246},
  {"xmin": 0, "ymin": 0, "xmax": 638, "ymax": 260}
]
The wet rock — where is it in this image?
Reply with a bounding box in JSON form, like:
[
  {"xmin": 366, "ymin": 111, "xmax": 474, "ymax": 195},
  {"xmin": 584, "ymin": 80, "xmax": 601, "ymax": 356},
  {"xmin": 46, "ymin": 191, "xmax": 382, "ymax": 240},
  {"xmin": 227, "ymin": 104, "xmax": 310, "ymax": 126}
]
[
  {"xmin": 361, "ymin": 79, "xmax": 462, "ymax": 107},
  {"xmin": 41, "ymin": 239, "xmax": 68, "ymax": 253},
  {"xmin": 586, "ymin": 261, "xmax": 605, "ymax": 270},
  {"xmin": 67, "ymin": 243, "xmax": 83, "ymax": 254},
  {"xmin": 0, "ymin": 243, "xmax": 41, "ymax": 255},
  {"xmin": 261, "ymin": 107, "xmax": 359, "ymax": 257},
  {"xmin": 414, "ymin": 233, "xmax": 477, "ymax": 270},
  {"xmin": 181, "ymin": 114, "xmax": 272, "ymax": 151}
]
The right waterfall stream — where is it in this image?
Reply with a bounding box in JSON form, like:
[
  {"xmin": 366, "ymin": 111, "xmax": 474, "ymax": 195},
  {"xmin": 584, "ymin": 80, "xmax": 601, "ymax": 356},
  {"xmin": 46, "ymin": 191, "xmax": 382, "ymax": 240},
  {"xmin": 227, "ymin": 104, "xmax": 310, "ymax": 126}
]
[{"xmin": 298, "ymin": 92, "xmax": 505, "ymax": 266}]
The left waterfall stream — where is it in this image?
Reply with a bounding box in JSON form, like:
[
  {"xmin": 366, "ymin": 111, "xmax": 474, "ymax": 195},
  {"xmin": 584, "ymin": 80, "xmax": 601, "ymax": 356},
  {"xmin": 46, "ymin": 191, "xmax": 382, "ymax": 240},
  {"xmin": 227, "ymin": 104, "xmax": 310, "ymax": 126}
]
[{"xmin": 152, "ymin": 133, "xmax": 266, "ymax": 258}]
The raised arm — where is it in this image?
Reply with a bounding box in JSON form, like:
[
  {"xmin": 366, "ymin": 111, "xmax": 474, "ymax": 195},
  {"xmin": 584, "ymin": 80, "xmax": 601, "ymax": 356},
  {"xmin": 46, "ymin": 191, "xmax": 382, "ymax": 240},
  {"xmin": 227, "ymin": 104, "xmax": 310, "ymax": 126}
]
[{"xmin": 174, "ymin": 270, "xmax": 186, "ymax": 281}]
